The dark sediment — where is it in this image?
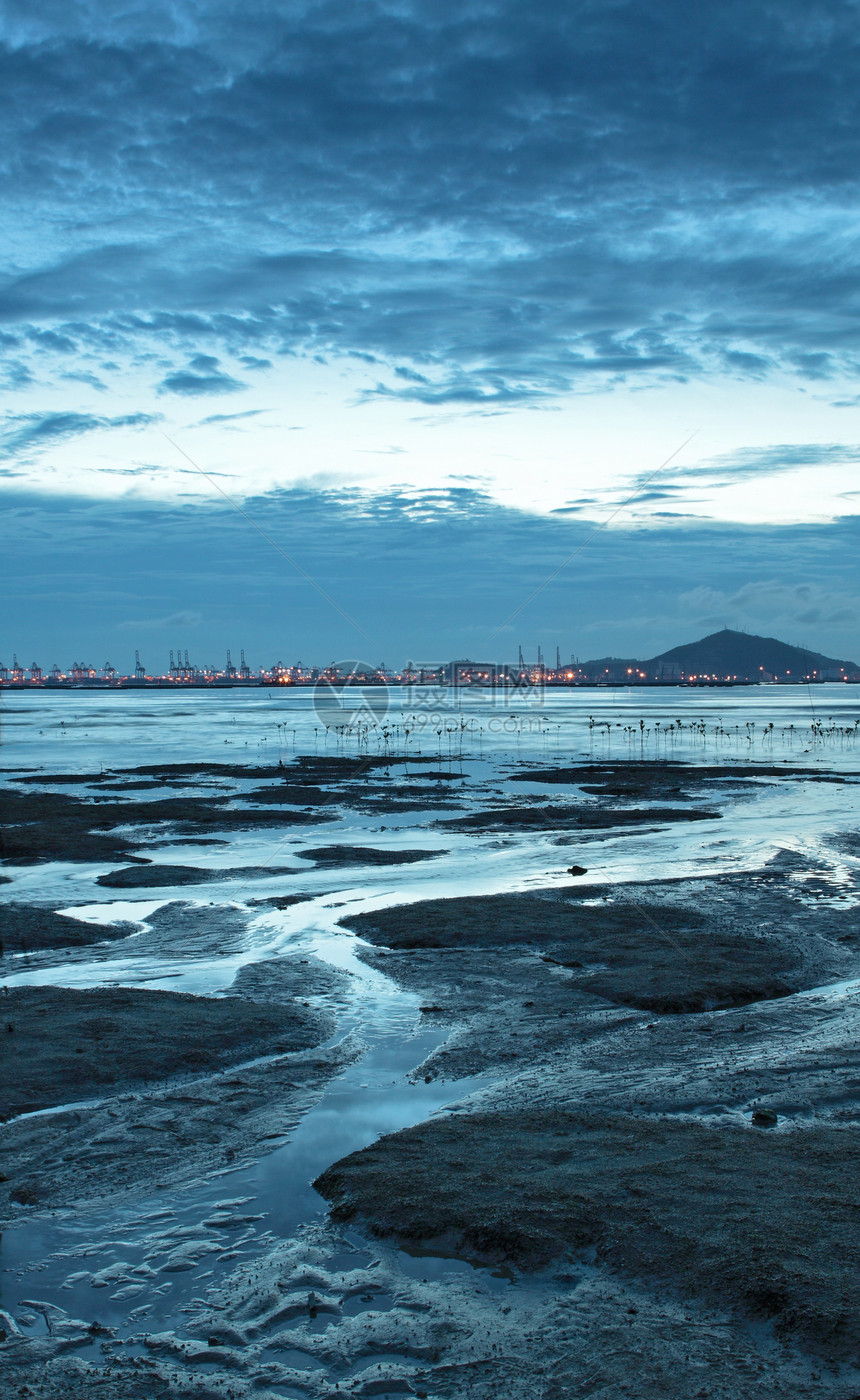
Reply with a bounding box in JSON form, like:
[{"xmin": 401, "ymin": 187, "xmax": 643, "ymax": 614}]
[
  {"xmin": 252, "ymin": 892, "xmax": 315, "ymax": 909},
  {"xmin": 0, "ymin": 958, "xmax": 354, "ymax": 1224},
  {"xmin": 1, "ymin": 901, "xmax": 267, "ymax": 975},
  {"xmin": 510, "ymin": 760, "xmax": 855, "ymax": 798},
  {"xmin": 13, "ymin": 763, "xmax": 279, "ymax": 784},
  {"xmin": 95, "ymin": 862, "xmax": 301, "ymax": 888},
  {"xmin": 438, "ymin": 804, "xmax": 719, "ymax": 832},
  {"xmin": 0, "ymin": 1355, "xmax": 162, "ymax": 1400},
  {"xmin": 299, "ymin": 845, "xmax": 446, "ymax": 867},
  {"xmin": 283, "ymin": 754, "xmax": 464, "ymax": 779},
  {"xmin": 150, "ymin": 835, "xmax": 229, "ymax": 846},
  {"xmin": 315, "ymin": 1108, "xmax": 860, "ymax": 1357},
  {"xmin": 12, "ymin": 755, "xmax": 465, "ymax": 786},
  {"xmin": 0, "ymin": 752, "xmax": 471, "ymax": 865},
  {"xmin": 0, "ymin": 787, "xmax": 327, "ymax": 865},
  {"xmin": 320, "ymin": 851, "xmax": 860, "ymax": 1370},
  {"xmin": 0, "ymin": 903, "xmax": 136, "ymax": 955},
  {"xmin": 341, "ymin": 881, "xmax": 809, "ymax": 1014},
  {"xmin": 339, "ymin": 866, "xmax": 860, "ymax": 1089},
  {"xmin": 5, "ymin": 755, "xmax": 860, "ymax": 1398},
  {"xmin": 243, "ymin": 783, "xmax": 333, "ymax": 804},
  {"xmin": 1, "ymin": 789, "xmax": 139, "ymax": 863},
  {"xmin": 130, "ymin": 900, "xmax": 260, "ymax": 959},
  {"xmin": 0, "ymin": 752, "xmax": 474, "ymax": 871},
  {"xmin": 233, "ymin": 954, "xmax": 348, "ymax": 1002},
  {"xmin": 0, "ymin": 983, "xmax": 327, "ymax": 1119}
]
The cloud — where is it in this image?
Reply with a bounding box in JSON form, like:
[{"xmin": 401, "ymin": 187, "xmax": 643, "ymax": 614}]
[
  {"xmin": 0, "ymin": 410, "xmax": 159, "ymax": 461},
  {"xmin": 628, "ymin": 442, "xmax": 860, "ymax": 498},
  {"xmin": 117, "ymin": 610, "xmax": 203, "ymax": 630},
  {"xmin": 3, "ymin": 3, "xmax": 860, "ymax": 399},
  {"xmin": 158, "ymin": 371, "xmax": 245, "ymax": 395},
  {"xmin": 677, "ymin": 580, "xmax": 860, "ymax": 635},
  {"xmin": 686, "ymin": 443, "xmax": 860, "ymax": 480},
  {"xmin": 3, "ymin": 481, "xmax": 859, "ymax": 665},
  {"xmin": 158, "ymin": 356, "xmax": 246, "ymax": 396}
]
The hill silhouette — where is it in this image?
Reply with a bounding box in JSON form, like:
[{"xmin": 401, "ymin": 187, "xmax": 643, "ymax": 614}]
[{"xmin": 643, "ymin": 628, "xmax": 857, "ymax": 681}]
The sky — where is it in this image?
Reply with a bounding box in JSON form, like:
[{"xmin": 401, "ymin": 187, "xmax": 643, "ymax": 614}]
[{"xmin": 2, "ymin": 0, "xmax": 859, "ymax": 669}]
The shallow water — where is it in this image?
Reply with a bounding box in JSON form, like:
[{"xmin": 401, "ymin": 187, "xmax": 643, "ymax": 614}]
[
  {"xmin": 1, "ymin": 1015, "xmax": 495, "ymax": 1340},
  {"xmin": 2, "ymin": 682, "xmax": 859, "ymax": 772},
  {"xmin": 2, "ymin": 685, "xmax": 859, "ymax": 1379}
]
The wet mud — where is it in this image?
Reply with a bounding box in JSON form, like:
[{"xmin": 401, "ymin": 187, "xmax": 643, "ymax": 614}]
[
  {"xmin": 1, "ymin": 755, "xmax": 468, "ymax": 866},
  {"xmin": 512, "ymin": 759, "xmax": 857, "ymax": 797},
  {"xmin": 0, "ymin": 981, "xmax": 329, "ymax": 1120},
  {"xmin": 438, "ymin": 802, "xmax": 719, "ymax": 831},
  {"xmin": 0, "ymin": 903, "xmax": 137, "ymax": 955},
  {"xmin": 1, "ymin": 957, "xmax": 354, "ymax": 1222},
  {"xmin": 299, "ymin": 845, "xmax": 446, "ymax": 867},
  {"xmin": 0, "ymin": 787, "xmax": 327, "ymax": 865},
  {"xmin": 3, "ymin": 747, "xmax": 860, "ymax": 1398},
  {"xmin": 317, "ymin": 851, "xmax": 860, "ymax": 1369},
  {"xmin": 342, "ymin": 867, "xmax": 848, "ymax": 1016},
  {"xmin": 317, "ymin": 1109, "xmax": 860, "ymax": 1357},
  {"xmin": 96, "ymin": 862, "xmax": 302, "ymax": 888}
]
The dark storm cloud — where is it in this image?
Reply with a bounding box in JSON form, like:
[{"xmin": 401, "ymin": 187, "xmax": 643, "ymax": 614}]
[{"xmin": 2, "ymin": 1, "xmax": 860, "ymax": 398}]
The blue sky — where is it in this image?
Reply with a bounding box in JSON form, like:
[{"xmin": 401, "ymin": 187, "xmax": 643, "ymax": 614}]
[{"xmin": 2, "ymin": 1, "xmax": 859, "ymax": 667}]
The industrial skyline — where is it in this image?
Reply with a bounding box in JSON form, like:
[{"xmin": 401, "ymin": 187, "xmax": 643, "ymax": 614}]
[{"xmin": 3, "ymin": 630, "xmax": 857, "ymax": 688}]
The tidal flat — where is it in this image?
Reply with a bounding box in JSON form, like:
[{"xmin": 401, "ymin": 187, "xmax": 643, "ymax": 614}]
[{"xmin": 2, "ymin": 688, "xmax": 860, "ymax": 1398}]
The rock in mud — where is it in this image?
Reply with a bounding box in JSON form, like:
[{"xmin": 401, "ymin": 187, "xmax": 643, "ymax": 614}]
[{"xmin": 752, "ymin": 1107, "xmax": 779, "ymax": 1127}]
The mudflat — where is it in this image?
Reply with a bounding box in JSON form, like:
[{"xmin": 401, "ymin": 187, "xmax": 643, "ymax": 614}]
[
  {"xmin": 0, "ymin": 983, "xmax": 328, "ymax": 1119},
  {"xmin": 0, "ymin": 787, "xmax": 328, "ymax": 865},
  {"xmin": 319, "ymin": 850, "xmax": 860, "ymax": 1372},
  {"xmin": 299, "ymin": 844, "xmax": 445, "ymax": 866},
  {"xmin": 0, "ymin": 957, "xmax": 355, "ymax": 1223},
  {"xmin": 95, "ymin": 862, "xmax": 301, "ymax": 888},
  {"xmin": 341, "ymin": 878, "xmax": 821, "ymax": 1014},
  {"xmin": 317, "ymin": 1108, "xmax": 860, "ymax": 1356},
  {"xmin": 3, "ymin": 753, "xmax": 860, "ymax": 1400},
  {"xmin": 437, "ymin": 802, "xmax": 719, "ymax": 831},
  {"xmin": 0, "ymin": 903, "xmax": 136, "ymax": 955},
  {"xmin": 511, "ymin": 759, "xmax": 853, "ymax": 796},
  {"xmin": 0, "ymin": 755, "xmax": 468, "ymax": 865}
]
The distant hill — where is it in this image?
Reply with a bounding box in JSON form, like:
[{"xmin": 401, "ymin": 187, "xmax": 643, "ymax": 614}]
[{"xmin": 643, "ymin": 628, "xmax": 857, "ymax": 681}]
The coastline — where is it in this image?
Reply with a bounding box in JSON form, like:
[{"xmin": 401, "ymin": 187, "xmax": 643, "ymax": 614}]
[{"xmin": 2, "ymin": 719, "xmax": 859, "ymax": 1397}]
